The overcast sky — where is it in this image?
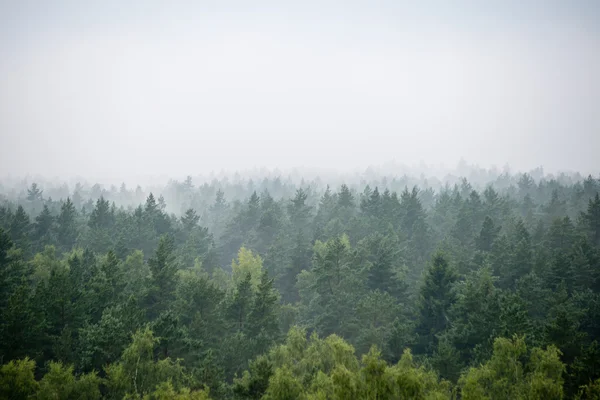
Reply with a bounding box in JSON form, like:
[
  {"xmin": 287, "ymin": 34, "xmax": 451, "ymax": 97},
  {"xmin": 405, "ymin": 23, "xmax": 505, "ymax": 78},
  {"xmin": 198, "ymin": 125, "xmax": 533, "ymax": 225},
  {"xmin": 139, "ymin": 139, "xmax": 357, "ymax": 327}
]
[{"xmin": 1, "ymin": 1, "xmax": 599, "ymax": 181}]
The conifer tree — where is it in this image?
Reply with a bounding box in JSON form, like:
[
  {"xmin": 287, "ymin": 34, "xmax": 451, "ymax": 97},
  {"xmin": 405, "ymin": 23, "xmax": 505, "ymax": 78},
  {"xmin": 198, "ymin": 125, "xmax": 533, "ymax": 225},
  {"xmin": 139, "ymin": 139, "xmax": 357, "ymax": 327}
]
[
  {"xmin": 146, "ymin": 235, "xmax": 178, "ymax": 318},
  {"xmin": 415, "ymin": 253, "xmax": 457, "ymax": 353}
]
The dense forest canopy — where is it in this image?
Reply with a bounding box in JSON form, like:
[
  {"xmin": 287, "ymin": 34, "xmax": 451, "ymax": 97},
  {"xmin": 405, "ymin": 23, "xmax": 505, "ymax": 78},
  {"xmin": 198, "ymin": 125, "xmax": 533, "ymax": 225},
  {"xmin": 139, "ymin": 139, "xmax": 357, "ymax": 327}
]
[{"xmin": 1, "ymin": 169, "xmax": 600, "ymax": 399}]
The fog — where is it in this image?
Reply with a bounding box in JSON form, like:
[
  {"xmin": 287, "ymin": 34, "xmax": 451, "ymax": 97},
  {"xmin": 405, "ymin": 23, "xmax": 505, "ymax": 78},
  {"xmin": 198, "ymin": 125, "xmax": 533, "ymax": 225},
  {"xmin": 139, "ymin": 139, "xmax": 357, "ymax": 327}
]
[
  {"xmin": 3, "ymin": 4, "xmax": 600, "ymax": 394},
  {"xmin": 1, "ymin": 1, "xmax": 599, "ymax": 182}
]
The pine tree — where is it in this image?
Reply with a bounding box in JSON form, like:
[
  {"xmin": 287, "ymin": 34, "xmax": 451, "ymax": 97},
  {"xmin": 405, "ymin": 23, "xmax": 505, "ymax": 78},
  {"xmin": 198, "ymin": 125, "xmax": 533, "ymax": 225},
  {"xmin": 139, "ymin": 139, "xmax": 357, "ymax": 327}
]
[
  {"xmin": 569, "ymin": 239, "xmax": 598, "ymax": 292},
  {"xmin": 446, "ymin": 267, "xmax": 502, "ymax": 364},
  {"xmin": 517, "ymin": 173, "xmax": 535, "ymax": 198},
  {"xmin": 248, "ymin": 271, "xmax": 280, "ymax": 339},
  {"xmin": 0, "ymin": 282, "xmax": 43, "ymax": 362},
  {"xmin": 476, "ymin": 216, "xmax": 500, "ymax": 252},
  {"xmin": 582, "ymin": 193, "xmax": 600, "ymax": 246},
  {"xmin": 547, "ymin": 251, "xmax": 573, "ymax": 291},
  {"xmin": 229, "ymin": 272, "xmax": 254, "ymax": 332},
  {"xmin": 26, "ymin": 183, "xmax": 43, "ymax": 202},
  {"xmin": 0, "ymin": 206, "xmax": 13, "ymax": 231},
  {"xmin": 101, "ymin": 250, "xmax": 123, "ymax": 297},
  {"xmin": 88, "ymin": 197, "xmax": 113, "ymax": 230},
  {"xmin": 361, "ymin": 187, "xmax": 382, "ymax": 218},
  {"xmin": 483, "ymin": 186, "xmax": 502, "ymax": 220},
  {"xmin": 363, "ymin": 234, "xmax": 405, "ymax": 297},
  {"xmin": 400, "ymin": 187, "xmax": 431, "ymax": 263},
  {"xmin": 338, "ymin": 184, "xmax": 354, "ymax": 208},
  {"xmin": 85, "ymin": 197, "xmax": 114, "ymax": 253},
  {"xmin": 180, "ymin": 208, "xmax": 200, "ymax": 232},
  {"xmin": 33, "ymin": 204, "xmax": 54, "ymax": 244},
  {"xmin": 9, "ymin": 205, "xmax": 30, "ymax": 252},
  {"xmin": 144, "ymin": 193, "xmax": 158, "ymax": 215},
  {"xmin": 547, "ymin": 216, "xmax": 575, "ymax": 252},
  {"xmin": 9, "ymin": 205, "xmax": 29, "ymax": 239},
  {"xmin": 37, "ymin": 260, "xmax": 82, "ymax": 359},
  {"xmin": 0, "ymin": 228, "xmax": 13, "ymax": 277},
  {"xmin": 288, "ymin": 188, "xmax": 312, "ymax": 235},
  {"xmin": 256, "ymin": 190, "xmax": 282, "ymax": 253},
  {"xmin": 381, "ymin": 188, "xmax": 400, "ymax": 221},
  {"xmin": 544, "ymin": 189, "xmax": 567, "ymax": 224},
  {"xmin": 57, "ymin": 198, "xmax": 77, "ymax": 250},
  {"xmin": 415, "ymin": 253, "xmax": 457, "ymax": 354},
  {"xmin": 279, "ymin": 231, "xmax": 311, "ymax": 303},
  {"xmin": 146, "ymin": 235, "xmax": 178, "ymax": 318},
  {"xmin": 246, "ymin": 191, "xmax": 261, "ymax": 227},
  {"xmin": 183, "ymin": 175, "xmax": 194, "ymax": 192},
  {"xmin": 314, "ymin": 185, "xmax": 337, "ymax": 240},
  {"xmin": 520, "ymin": 194, "xmax": 536, "ymax": 228},
  {"xmin": 498, "ymin": 219, "xmax": 533, "ymax": 289},
  {"xmin": 151, "ymin": 309, "xmax": 183, "ymax": 359},
  {"xmin": 209, "ymin": 189, "xmax": 229, "ymax": 239},
  {"xmin": 157, "ymin": 195, "xmax": 167, "ymax": 212}
]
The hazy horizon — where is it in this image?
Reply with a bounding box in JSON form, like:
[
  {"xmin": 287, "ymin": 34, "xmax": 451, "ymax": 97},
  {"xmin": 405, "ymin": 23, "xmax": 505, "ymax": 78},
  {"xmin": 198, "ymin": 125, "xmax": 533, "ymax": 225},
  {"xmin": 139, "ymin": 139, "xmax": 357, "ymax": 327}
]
[
  {"xmin": 2, "ymin": 5, "xmax": 600, "ymax": 394},
  {"xmin": 1, "ymin": 1, "xmax": 599, "ymax": 180}
]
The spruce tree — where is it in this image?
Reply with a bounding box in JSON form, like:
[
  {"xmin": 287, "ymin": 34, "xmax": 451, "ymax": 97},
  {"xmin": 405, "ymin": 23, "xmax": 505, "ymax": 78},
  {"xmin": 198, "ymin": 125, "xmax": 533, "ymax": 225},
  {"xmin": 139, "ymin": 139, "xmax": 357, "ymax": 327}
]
[
  {"xmin": 146, "ymin": 235, "xmax": 178, "ymax": 318},
  {"xmin": 415, "ymin": 253, "xmax": 457, "ymax": 354},
  {"xmin": 57, "ymin": 198, "xmax": 77, "ymax": 250}
]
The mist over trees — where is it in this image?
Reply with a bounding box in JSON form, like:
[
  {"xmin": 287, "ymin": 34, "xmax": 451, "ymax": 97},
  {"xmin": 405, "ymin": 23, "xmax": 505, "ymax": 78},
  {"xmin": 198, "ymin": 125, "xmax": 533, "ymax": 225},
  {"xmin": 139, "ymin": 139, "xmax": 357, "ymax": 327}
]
[{"xmin": 1, "ymin": 167, "xmax": 600, "ymax": 399}]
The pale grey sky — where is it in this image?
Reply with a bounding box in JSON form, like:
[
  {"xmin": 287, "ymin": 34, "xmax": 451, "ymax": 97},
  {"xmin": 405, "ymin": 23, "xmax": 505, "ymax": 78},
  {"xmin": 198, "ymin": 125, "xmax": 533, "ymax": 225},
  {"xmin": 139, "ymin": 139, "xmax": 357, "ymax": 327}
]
[{"xmin": 1, "ymin": 1, "xmax": 599, "ymax": 181}]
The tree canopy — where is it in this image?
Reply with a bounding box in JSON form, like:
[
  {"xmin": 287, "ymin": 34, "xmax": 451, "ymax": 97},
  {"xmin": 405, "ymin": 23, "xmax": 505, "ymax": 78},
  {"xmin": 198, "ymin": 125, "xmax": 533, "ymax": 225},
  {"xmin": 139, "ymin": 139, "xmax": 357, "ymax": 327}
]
[{"xmin": 0, "ymin": 171, "xmax": 599, "ymax": 398}]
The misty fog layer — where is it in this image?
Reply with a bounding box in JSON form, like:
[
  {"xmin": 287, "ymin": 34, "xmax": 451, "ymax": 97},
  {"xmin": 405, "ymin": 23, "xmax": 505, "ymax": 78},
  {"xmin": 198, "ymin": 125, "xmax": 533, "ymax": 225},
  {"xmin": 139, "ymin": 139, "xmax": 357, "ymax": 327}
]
[
  {"xmin": 1, "ymin": 1, "xmax": 599, "ymax": 180},
  {"xmin": 2, "ymin": 2, "xmax": 600, "ymax": 399}
]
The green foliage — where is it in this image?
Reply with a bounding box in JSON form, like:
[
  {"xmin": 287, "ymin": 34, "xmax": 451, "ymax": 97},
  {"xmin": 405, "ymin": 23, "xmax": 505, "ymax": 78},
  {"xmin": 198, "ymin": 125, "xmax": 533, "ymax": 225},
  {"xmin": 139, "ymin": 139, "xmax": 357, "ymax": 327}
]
[
  {"xmin": 146, "ymin": 235, "xmax": 178, "ymax": 318},
  {"xmin": 233, "ymin": 355, "xmax": 273, "ymax": 399},
  {"xmin": 415, "ymin": 253, "xmax": 458, "ymax": 354},
  {"xmin": 459, "ymin": 335, "xmax": 565, "ymax": 400},
  {"xmin": 247, "ymin": 270, "xmax": 280, "ymax": 349},
  {"xmin": 0, "ymin": 358, "xmax": 38, "ymax": 399},
  {"xmin": 239, "ymin": 328, "xmax": 452, "ymax": 399},
  {"xmin": 0, "ymin": 174, "xmax": 599, "ymax": 398},
  {"xmin": 476, "ymin": 216, "xmax": 500, "ymax": 252},
  {"xmin": 10, "ymin": 205, "xmax": 31, "ymax": 254},
  {"xmin": 104, "ymin": 327, "xmax": 188, "ymax": 399},
  {"xmin": 37, "ymin": 361, "xmax": 102, "ymax": 400},
  {"xmin": 231, "ymin": 247, "xmax": 264, "ymax": 291},
  {"xmin": 33, "ymin": 205, "xmax": 55, "ymax": 248},
  {"xmin": 57, "ymin": 198, "xmax": 78, "ymax": 250},
  {"xmin": 582, "ymin": 193, "xmax": 600, "ymax": 246},
  {"xmin": 143, "ymin": 380, "xmax": 211, "ymax": 399},
  {"xmin": 0, "ymin": 358, "xmax": 102, "ymax": 400},
  {"xmin": 262, "ymin": 366, "xmax": 303, "ymax": 400},
  {"xmin": 78, "ymin": 296, "xmax": 144, "ymax": 372}
]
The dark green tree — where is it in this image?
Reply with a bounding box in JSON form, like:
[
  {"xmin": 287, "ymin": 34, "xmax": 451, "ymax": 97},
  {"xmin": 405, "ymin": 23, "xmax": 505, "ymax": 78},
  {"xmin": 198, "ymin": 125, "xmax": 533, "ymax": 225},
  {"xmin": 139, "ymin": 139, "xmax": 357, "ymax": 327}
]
[
  {"xmin": 146, "ymin": 235, "xmax": 178, "ymax": 319},
  {"xmin": 9, "ymin": 205, "xmax": 30, "ymax": 251},
  {"xmin": 56, "ymin": 198, "xmax": 78, "ymax": 250},
  {"xmin": 228, "ymin": 272, "xmax": 254, "ymax": 332},
  {"xmin": 476, "ymin": 216, "xmax": 500, "ymax": 252},
  {"xmin": 415, "ymin": 253, "xmax": 457, "ymax": 354},
  {"xmin": 33, "ymin": 204, "xmax": 54, "ymax": 245},
  {"xmin": 247, "ymin": 270, "xmax": 280, "ymax": 354},
  {"xmin": 26, "ymin": 183, "xmax": 43, "ymax": 202},
  {"xmin": 180, "ymin": 208, "xmax": 200, "ymax": 233},
  {"xmin": 581, "ymin": 193, "xmax": 600, "ymax": 246},
  {"xmin": 338, "ymin": 184, "xmax": 354, "ymax": 208}
]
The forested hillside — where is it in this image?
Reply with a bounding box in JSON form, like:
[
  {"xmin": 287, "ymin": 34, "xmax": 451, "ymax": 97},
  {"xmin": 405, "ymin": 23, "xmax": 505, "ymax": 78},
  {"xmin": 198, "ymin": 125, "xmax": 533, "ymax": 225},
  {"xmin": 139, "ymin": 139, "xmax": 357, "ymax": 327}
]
[{"xmin": 1, "ymin": 172, "xmax": 600, "ymax": 399}]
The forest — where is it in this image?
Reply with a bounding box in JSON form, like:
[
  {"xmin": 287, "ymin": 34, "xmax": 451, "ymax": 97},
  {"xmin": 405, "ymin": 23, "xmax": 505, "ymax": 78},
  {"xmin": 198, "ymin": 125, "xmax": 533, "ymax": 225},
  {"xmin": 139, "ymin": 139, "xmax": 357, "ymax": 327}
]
[{"xmin": 0, "ymin": 170, "xmax": 599, "ymax": 399}]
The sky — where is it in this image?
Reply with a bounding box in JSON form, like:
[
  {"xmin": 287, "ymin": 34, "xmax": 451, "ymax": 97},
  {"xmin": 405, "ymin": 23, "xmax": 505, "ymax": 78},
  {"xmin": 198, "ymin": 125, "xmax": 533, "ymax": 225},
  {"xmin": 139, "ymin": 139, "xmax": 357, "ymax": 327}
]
[{"xmin": 0, "ymin": 1, "xmax": 599, "ymax": 182}]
